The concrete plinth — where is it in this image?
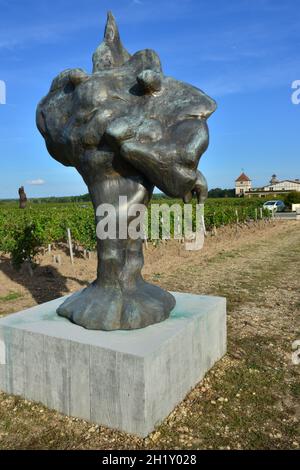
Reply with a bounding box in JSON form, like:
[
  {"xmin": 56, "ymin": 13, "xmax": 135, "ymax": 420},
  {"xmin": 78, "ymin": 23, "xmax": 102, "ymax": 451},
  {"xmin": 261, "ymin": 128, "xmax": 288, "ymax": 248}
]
[{"xmin": 0, "ymin": 292, "xmax": 226, "ymax": 437}]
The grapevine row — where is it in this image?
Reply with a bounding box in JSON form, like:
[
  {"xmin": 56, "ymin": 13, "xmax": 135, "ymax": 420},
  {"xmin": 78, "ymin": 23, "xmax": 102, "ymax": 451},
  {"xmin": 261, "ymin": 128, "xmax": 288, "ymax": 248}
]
[{"xmin": 0, "ymin": 199, "xmax": 271, "ymax": 267}]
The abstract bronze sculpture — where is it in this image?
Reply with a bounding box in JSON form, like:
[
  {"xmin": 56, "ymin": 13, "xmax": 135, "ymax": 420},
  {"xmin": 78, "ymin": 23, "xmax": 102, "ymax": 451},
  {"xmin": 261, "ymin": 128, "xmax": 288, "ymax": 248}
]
[{"xmin": 36, "ymin": 12, "xmax": 216, "ymax": 330}]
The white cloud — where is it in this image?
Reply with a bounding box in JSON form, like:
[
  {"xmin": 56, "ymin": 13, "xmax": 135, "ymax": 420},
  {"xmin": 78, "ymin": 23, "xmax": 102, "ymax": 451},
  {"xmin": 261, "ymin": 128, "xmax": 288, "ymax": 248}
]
[{"xmin": 27, "ymin": 179, "xmax": 45, "ymax": 186}]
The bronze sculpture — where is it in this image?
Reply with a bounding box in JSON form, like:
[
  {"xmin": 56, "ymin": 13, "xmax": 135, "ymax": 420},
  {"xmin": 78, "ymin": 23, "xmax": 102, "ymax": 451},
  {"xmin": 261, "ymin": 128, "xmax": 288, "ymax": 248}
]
[{"xmin": 36, "ymin": 12, "xmax": 216, "ymax": 330}]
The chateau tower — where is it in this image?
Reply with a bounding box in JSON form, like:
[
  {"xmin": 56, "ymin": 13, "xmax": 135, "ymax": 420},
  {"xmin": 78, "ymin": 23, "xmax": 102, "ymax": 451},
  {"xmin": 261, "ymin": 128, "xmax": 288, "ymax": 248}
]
[{"xmin": 235, "ymin": 172, "xmax": 252, "ymax": 196}]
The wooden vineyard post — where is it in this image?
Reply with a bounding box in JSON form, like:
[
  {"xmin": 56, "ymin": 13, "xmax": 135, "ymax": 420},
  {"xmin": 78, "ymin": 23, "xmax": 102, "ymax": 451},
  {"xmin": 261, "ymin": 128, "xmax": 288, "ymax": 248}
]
[
  {"xmin": 26, "ymin": 259, "xmax": 33, "ymax": 277},
  {"xmin": 175, "ymin": 215, "xmax": 183, "ymax": 243},
  {"xmin": 235, "ymin": 209, "xmax": 239, "ymax": 225},
  {"xmin": 213, "ymin": 211, "xmax": 217, "ymax": 236},
  {"xmin": 235, "ymin": 209, "xmax": 239, "ymax": 233},
  {"xmin": 52, "ymin": 255, "xmax": 62, "ymax": 266},
  {"xmin": 201, "ymin": 213, "xmax": 207, "ymax": 237},
  {"xmin": 160, "ymin": 216, "xmax": 166, "ymax": 244},
  {"xmin": 144, "ymin": 237, "xmax": 148, "ymax": 250},
  {"xmin": 67, "ymin": 228, "xmax": 74, "ymax": 265}
]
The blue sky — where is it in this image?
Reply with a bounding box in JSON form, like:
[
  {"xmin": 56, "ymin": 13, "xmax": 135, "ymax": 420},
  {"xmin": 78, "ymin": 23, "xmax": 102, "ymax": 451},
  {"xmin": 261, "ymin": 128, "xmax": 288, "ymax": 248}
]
[{"xmin": 0, "ymin": 0, "xmax": 299, "ymax": 198}]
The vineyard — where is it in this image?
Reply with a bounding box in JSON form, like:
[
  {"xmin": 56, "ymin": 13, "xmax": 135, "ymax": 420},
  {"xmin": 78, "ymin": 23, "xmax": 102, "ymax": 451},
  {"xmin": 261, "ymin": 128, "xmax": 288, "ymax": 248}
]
[{"xmin": 0, "ymin": 198, "xmax": 272, "ymax": 268}]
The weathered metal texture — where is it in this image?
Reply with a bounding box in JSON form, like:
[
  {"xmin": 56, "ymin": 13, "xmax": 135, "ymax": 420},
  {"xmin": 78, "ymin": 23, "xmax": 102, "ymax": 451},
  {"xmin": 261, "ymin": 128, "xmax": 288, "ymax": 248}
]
[{"xmin": 36, "ymin": 12, "xmax": 217, "ymax": 330}]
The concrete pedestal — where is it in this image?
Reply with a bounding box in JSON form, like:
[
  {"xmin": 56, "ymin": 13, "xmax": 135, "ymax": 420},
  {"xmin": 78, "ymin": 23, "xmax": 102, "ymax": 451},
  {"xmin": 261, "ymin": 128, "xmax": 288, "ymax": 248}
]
[{"xmin": 0, "ymin": 292, "xmax": 226, "ymax": 437}]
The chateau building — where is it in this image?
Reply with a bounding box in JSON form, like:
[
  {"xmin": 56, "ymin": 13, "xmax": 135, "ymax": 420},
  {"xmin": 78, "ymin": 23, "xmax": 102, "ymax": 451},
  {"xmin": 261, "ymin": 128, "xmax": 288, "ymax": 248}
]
[
  {"xmin": 235, "ymin": 172, "xmax": 252, "ymax": 196},
  {"xmin": 235, "ymin": 173, "xmax": 300, "ymax": 197}
]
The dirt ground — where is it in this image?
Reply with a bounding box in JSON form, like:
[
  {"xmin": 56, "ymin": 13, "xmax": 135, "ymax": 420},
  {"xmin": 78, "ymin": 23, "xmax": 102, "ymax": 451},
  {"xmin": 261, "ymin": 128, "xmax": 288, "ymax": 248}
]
[{"xmin": 0, "ymin": 219, "xmax": 299, "ymax": 449}]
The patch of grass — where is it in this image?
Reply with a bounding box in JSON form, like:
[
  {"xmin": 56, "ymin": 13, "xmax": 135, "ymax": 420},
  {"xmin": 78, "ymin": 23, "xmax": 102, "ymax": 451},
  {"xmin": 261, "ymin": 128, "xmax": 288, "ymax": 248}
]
[
  {"xmin": 290, "ymin": 382, "xmax": 300, "ymax": 399},
  {"xmin": 0, "ymin": 292, "xmax": 22, "ymax": 302},
  {"xmin": 189, "ymin": 237, "xmax": 299, "ymax": 314},
  {"xmin": 157, "ymin": 335, "xmax": 298, "ymax": 450},
  {"xmin": 208, "ymin": 249, "xmax": 242, "ymax": 262},
  {"xmin": 152, "ymin": 273, "xmax": 162, "ymax": 280}
]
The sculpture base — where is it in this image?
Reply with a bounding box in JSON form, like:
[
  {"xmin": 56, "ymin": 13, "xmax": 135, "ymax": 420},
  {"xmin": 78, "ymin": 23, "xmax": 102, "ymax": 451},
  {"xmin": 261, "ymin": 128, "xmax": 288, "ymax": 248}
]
[
  {"xmin": 0, "ymin": 292, "xmax": 226, "ymax": 437},
  {"xmin": 57, "ymin": 280, "xmax": 176, "ymax": 330}
]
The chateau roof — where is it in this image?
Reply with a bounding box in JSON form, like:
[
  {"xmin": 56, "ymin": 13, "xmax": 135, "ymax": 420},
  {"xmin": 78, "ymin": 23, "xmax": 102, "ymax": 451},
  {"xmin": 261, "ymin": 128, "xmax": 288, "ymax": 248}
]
[
  {"xmin": 236, "ymin": 172, "xmax": 251, "ymax": 182},
  {"xmin": 266, "ymin": 179, "xmax": 300, "ymax": 186}
]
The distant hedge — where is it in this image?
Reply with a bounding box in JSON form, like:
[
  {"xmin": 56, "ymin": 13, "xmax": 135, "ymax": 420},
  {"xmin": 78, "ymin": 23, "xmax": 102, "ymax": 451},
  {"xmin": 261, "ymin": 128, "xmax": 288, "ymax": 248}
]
[{"xmin": 284, "ymin": 192, "xmax": 300, "ymax": 207}]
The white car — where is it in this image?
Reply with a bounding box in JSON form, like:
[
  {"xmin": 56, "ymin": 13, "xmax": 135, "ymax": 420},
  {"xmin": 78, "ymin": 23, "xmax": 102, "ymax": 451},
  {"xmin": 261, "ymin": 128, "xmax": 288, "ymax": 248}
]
[{"xmin": 263, "ymin": 200, "xmax": 285, "ymax": 213}]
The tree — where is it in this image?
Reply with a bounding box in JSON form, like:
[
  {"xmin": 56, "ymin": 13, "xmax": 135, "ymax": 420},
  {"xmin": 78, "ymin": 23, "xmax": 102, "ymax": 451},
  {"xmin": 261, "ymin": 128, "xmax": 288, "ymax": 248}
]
[
  {"xmin": 208, "ymin": 188, "xmax": 235, "ymax": 198},
  {"xmin": 284, "ymin": 192, "xmax": 300, "ymax": 207}
]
